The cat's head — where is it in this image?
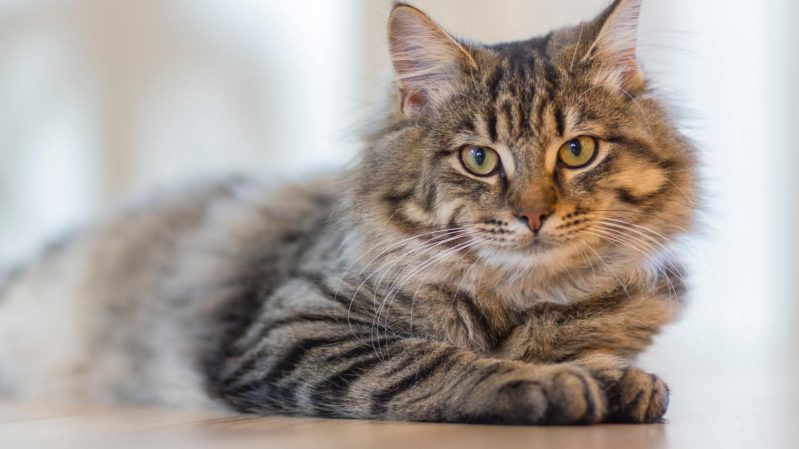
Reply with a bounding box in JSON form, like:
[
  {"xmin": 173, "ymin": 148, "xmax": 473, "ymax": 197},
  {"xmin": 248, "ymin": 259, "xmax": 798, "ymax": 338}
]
[{"xmin": 351, "ymin": 0, "xmax": 698, "ymax": 281}]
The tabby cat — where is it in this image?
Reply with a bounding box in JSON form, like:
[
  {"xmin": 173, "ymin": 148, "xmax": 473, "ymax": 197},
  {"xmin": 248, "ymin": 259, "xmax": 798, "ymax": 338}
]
[{"xmin": 0, "ymin": 0, "xmax": 697, "ymax": 425}]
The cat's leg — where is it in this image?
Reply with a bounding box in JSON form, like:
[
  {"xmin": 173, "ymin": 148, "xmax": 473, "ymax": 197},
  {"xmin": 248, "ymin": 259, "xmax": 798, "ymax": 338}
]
[
  {"xmin": 210, "ymin": 319, "xmax": 608, "ymax": 424},
  {"xmin": 496, "ymin": 287, "xmax": 680, "ymax": 423},
  {"xmin": 501, "ymin": 331, "xmax": 669, "ymax": 423}
]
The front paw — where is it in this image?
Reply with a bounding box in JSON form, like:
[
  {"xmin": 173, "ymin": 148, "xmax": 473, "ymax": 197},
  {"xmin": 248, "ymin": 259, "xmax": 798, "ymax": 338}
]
[
  {"xmin": 605, "ymin": 367, "xmax": 669, "ymax": 423},
  {"xmin": 486, "ymin": 364, "xmax": 607, "ymax": 425}
]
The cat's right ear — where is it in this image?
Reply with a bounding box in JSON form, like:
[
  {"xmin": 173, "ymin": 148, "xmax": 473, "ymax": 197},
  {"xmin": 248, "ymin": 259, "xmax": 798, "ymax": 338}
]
[{"xmin": 388, "ymin": 3, "xmax": 477, "ymax": 116}]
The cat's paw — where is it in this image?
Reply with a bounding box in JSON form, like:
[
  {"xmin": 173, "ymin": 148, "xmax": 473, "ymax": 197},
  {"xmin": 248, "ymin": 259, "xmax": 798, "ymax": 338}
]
[
  {"xmin": 605, "ymin": 367, "xmax": 669, "ymax": 423},
  {"xmin": 489, "ymin": 364, "xmax": 606, "ymax": 425}
]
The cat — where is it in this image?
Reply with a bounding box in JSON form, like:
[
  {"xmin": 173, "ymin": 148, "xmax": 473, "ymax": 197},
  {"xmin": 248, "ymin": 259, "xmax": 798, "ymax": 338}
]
[{"xmin": 0, "ymin": 0, "xmax": 697, "ymax": 425}]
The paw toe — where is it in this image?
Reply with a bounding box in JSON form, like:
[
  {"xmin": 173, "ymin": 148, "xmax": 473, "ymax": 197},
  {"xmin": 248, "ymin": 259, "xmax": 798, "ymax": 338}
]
[
  {"xmin": 609, "ymin": 368, "xmax": 669, "ymax": 423},
  {"xmin": 540, "ymin": 366, "xmax": 606, "ymax": 425}
]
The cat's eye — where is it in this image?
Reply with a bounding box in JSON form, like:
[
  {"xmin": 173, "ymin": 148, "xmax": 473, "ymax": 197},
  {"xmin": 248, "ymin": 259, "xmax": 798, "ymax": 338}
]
[
  {"xmin": 460, "ymin": 146, "xmax": 500, "ymax": 176},
  {"xmin": 558, "ymin": 136, "xmax": 598, "ymax": 169}
]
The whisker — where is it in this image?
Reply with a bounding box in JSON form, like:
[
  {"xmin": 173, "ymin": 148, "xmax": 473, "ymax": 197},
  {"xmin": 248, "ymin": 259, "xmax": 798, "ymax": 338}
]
[
  {"xmin": 385, "ymin": 237, "xmax": 485, "ymax": 347},
  {"xmin": 570, "ymin": 22, "xmax": 586, "ymax": 72},
  {"xmin": 586, "ymin": 225, "xmax": 683, "ymax": 302},
  {"xmin": 346, "ymin": 228, "xmax": 481, "ymax": 338},
  {"xmin": 586, "ymin": 209, "xmax": 690, "ymax": 232},
  {"xmin": 335, "ymin": 226, "xmax": 470, "ymax": 316},
  {"xmin": 617, "ymin": 85, "xmax": 652, "ymax": 133},
  {"xmin": 377, "ymin": 237, "xmax": 482, "ymax": 324},
  {"xmin": 374, "ymin": 238, "xmax": 483, "ymax": 358},
  {"xmin": 578, "ymin": 237, "xmax": 630, "ymax": 296},
  {"xmin": 370, "ymin": 229, "xmax": 482, "ymax": 299},
  {"xmin": 593, "ymin": 220, "xmax": 674, "ymax": 257},
  {"xmin": 586, "ymin": 226, "xmax": 654, "ymax": 260},
  {"xmin": 596, "ymin": 217, "xmax": 676, "ymax": 245}
]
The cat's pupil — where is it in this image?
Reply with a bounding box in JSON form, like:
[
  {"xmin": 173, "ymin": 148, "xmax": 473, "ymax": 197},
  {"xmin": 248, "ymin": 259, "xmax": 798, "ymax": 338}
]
[
  {"xmin": 472, "ymin": 148, "xmax": 486, "ymax": 166},
  {"xmin": 569, "ymin": 140, "xmax": 582, "ymax": 157}
]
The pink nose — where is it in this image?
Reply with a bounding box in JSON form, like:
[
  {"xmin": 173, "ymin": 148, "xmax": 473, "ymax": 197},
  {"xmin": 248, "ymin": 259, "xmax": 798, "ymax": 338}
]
[{"xmin": 515, "ymin": 209, "xmax": 550, "ymax": 233}]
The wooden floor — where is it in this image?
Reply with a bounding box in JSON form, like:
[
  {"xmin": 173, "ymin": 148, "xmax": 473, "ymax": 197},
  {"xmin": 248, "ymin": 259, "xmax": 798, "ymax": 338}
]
[{"xmin": 1, "ymin": 365, "xmax": 797, "ymax": 448}]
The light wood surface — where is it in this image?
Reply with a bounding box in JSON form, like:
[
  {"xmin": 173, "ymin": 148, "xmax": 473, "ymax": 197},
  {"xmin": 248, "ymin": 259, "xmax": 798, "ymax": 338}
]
[
  {"xmin": 0, "ymin": 402, "xmax": 795, "ymax": 449},
  {"xmin": 1, "ymin": 364, "xmax": 798, "ymax": 449}
]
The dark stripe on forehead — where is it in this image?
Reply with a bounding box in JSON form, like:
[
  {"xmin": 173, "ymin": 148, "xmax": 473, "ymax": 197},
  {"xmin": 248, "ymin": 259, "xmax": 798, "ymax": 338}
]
[
  {"xmin": 486, "ymin": 106, "xmax": 498, "ymax": 143},
  {"xmin": 543, "ymin": 62, "xmax": 562, "ymax": 96},
  {"xmin": 554, "ymin": 106, "xmax": 566, "ymax": 137},
  {"xmin": 534, "ymin": 98, "xmax": 547, "ymax": 132},
  {"xmin": 489, "ymin": 40, "xmax": 556, "ymax": 140},
  {"xmin": 543, "ymin": 53, "xmax": 560, "ymax": 74},
  {"xmin": 458, "ymin": 115, "xmax": 476, "ymax": 133},
  {"xmin": 485, "ymin": 66, "xmax": 504, "ymax": 99},
  {"xmin": 505, "ymin": 50, "xmax": 535, "ymax": 139},
  {"xmin": 501, "ymin": 101, "xmax": 515, "ymax": 138},
  {"xmin": 519, "ymin": 86, "xmax": 534, "ymax": 139}
]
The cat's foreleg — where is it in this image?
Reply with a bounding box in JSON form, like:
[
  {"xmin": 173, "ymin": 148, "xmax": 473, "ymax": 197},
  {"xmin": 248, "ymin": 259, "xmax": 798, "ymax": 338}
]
[
  {"xmin": 496, "ymin": 288, "xmax": 679, "ymax": 423},
  {"xmin": 211, "ymin": 319, "xmax": 610, "ymax": 424}
]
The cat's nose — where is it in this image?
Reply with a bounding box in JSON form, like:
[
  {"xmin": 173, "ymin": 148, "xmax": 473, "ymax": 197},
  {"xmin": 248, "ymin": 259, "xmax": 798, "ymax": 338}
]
[{"xmin": 514, "ymin": 209, "xmax": 551, "ymax": 234}]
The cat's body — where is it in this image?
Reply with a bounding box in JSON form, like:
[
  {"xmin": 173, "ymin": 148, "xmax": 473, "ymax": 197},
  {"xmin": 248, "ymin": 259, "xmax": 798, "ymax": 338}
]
[
  {"xmin": 0, "ymin": 0, "xmax": 697, "ymax": 424},
  {"xmin": 0, "ymin": 177, "xmax": 357, "ymax": 410}
]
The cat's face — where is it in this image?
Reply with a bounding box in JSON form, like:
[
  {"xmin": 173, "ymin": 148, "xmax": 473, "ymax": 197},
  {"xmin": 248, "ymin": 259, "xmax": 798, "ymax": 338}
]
[{"xmin": 354, "ymin": 0, "xmax": 697, "ymax": 277}]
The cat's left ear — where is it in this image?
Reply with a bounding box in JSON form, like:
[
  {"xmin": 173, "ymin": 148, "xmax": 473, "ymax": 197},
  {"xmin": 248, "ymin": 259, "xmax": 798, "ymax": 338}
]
[
  {"xmin": 388, "ymin": 3, "xmax": 477, "ymax": 116},
  {"xmin": 585, "ymin": 0, "xmax": 645, "ymax": 92}
]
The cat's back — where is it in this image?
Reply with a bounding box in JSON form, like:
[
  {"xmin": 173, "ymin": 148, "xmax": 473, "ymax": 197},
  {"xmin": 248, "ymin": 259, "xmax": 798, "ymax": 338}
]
[{"xmin": 0, "ymin": 174, "xmax": 341, "ymax": 406}]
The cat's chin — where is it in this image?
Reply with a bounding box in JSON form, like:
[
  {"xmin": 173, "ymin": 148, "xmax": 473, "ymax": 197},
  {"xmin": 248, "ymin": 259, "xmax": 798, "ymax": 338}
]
[
  {"xmin": 472, "ymin": 237, "xmax": 559, "ymax": 261},
  {"xmin": 498, "ymin": 235, "xmax": 559, "ymax": 255},
  {"xmin": 504, "ymin": 235, "xmax": 605, "ymax": 274},
  {"xmin": 478, "ymin": 238, "xmax": 578, "ymax": 270}
]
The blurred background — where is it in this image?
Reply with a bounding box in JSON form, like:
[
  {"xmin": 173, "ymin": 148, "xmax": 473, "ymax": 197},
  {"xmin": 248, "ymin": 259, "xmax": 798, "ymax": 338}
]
[{"xmin": 0, "ymin": 0, "xmax": 797, "ymax": 419}]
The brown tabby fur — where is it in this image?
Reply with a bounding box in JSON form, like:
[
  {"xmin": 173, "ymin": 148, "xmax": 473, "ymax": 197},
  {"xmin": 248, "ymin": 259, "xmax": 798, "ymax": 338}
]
[{"xmin": 0, "ymin": 0, "xmax": 697, "ymax": 425}]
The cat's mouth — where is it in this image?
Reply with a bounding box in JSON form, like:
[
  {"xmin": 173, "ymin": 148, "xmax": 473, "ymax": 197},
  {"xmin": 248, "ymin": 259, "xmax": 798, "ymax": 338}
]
[
  {"xmin": 464, "ymin": 220, "xmax": 574, "ymax": 257},
  {"xmin": 517, "ymin": 236, "xmax": 558, "ymax": 254},
  {"xmin": 476, "ymin": 230, "xmax": 559, "ymax": 255}
]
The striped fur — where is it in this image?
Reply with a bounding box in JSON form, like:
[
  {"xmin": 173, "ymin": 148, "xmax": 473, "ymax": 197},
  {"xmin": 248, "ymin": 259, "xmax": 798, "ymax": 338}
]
[{"xmin": 0, "ymin": 0, "xmax": 697, "ymax": 425}]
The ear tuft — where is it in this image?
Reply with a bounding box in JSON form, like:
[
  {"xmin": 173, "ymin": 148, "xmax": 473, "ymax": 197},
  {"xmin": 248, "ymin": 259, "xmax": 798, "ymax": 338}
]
[
  {"xmin": 388, "ymin": 4, "xmax": 476, "ymax": 115},
  {"xmin": 585, "ymin": 0, "xmax": 645, "ymax": 92}
]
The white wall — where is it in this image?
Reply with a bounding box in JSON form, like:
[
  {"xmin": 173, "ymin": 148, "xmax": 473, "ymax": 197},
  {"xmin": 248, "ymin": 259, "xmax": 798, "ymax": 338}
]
[
  {"xmin": 0, "ymin": 0, "xmax": 363, "ymax": 265},
  {"xmin": 787, "ymin": 0, "xmax": 799, "ymax": 351}
]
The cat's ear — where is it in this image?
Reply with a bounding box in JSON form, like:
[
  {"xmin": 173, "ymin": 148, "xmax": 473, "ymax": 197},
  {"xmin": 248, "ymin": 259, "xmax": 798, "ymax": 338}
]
[
  {"xmin": 388, "ymin": 3, "xmax": 477, "ymax": 116},
  {"xmin": 584, "ymin": 0, "xmax": 645, "ymax": 92}
]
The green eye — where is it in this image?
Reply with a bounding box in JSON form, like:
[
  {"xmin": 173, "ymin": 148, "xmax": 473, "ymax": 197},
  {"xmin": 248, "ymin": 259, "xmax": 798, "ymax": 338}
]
[
  {"xmin": 558, "ymin": 136, "xmax": 598, "ymax": 168},
  {"xmin": 460, "ymin": 146, "xmax": 500, "ymax": 176}
]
